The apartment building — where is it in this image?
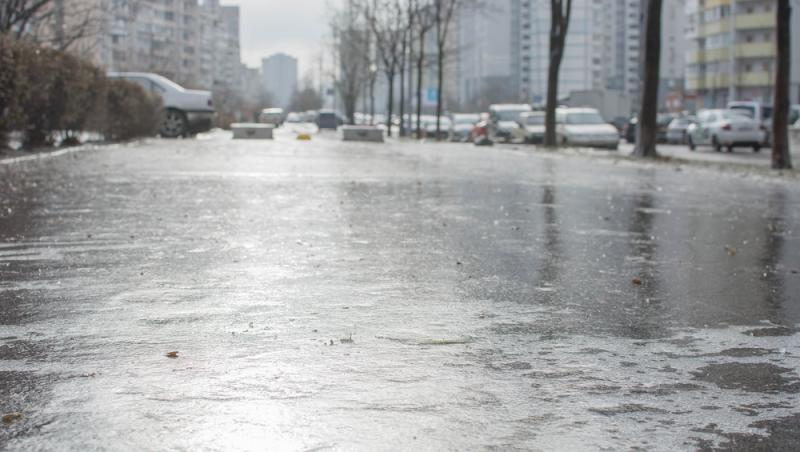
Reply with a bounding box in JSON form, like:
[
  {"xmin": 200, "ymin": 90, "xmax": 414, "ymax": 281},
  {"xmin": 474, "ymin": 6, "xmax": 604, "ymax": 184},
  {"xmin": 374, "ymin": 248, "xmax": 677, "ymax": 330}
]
[
  {"xmin": 607, "ymin": 0, "xmax": 641, "ymax": 97},
  {"xmin": 455, "ymin": 0, "xmax": 516, "ymax": 109},
  {"xmin": 685, "ymin": 0, "xmax": 800, "ymax": 108},
  {"xmin": 262, "ymin": 53, "xmax": 298, "ymax": 109},
  {"xmin": 519, "ymin": 0, "xmax": 611, "ymax": 105},
  {"xmin": 64, "ymin": 0, "xmax": 242, "ymax": 93}
]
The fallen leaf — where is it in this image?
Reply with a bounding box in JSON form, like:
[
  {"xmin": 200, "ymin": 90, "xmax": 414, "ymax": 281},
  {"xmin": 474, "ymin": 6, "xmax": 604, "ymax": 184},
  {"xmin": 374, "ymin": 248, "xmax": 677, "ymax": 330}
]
[
  {"xmin": 632, "ymin": 278, "xmax": 643, "ymax": 286},
  {"xmin": 2, "ymin": 413, "xmax": 22, "ymax": 424},
  {"xmin": 165, "ymin": 351, "xmax": 179, "ymax": 359},
  {"xmin": 725, "ymin": 245, "xmax": 737, "ymax": 257}
]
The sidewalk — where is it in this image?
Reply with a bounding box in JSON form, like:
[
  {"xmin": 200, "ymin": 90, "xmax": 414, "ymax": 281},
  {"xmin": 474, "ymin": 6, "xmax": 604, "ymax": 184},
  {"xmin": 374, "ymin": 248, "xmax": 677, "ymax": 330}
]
[{"xmin": 619, "ymin": 130, "xmax": 800, "ymax": 170}]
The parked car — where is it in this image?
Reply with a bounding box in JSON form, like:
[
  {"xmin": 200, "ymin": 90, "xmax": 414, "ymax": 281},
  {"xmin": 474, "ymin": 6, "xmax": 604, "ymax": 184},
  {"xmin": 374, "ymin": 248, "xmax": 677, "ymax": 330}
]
[
  {"xmin": 316, "ymin": 110, "xmax": 339, "ymax": 130},
  {"xmin": 260, "ymin": 108, "xmax": 285, "ymax": 126},
  {"xmin": 666, "ymin": 116, "xmax": 696, "ymax": 144},
  {"xmin": 686, "ymin": 109, "xmax": 766, "ymax": 153},
  {"xmin": 450, "ymin": 114, "xmax": 480, "ymax": 142},
  {"xmin": 727, "ymin": 101, "xmax": 772, "ymax": 145},
  {"xmin": 518, "ymin": 111, "xmax": 546, "ymax": 144},
  {"xmin": 623, "ymin": 115, "xmax": 638, "ymax": 143},
  {"xmin": 285, "ymin": 112, "xmax": 304, "ymax": 123},
  {"xmin": 303, "ymin": 110, "xmax": 319, "ymax": 123},
  {"xmin": 489, "ymin": 104, "xmax": 531, "ymax": 143},
  {"xmin": 107, "ymin": 72, "xmax": 214, "ymax": 138},
  {"xmin": 419, "ymin": 115, "xmax": 451, "ymax": 140},
  {"xmin": 790, "ymin": 105, "xmax": 800, "ymax": 125},
  {"xmin": 623, "ymin": 113, "xmax": 678, "ymax": 144},
  {"xmin": 556, "ymin": 107, "xmax": 620, "ymax": 149}
]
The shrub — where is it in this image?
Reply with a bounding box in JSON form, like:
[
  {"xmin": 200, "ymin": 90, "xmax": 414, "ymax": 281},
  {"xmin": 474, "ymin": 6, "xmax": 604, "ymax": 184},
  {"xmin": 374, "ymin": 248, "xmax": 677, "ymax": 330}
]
[
  {"xmin": 0, "ymin": 37, "xmax": 161, "ymax": 149},
  {"xmin": 103, "ymin": 79, "xmax": 162, "ymax": 141},
  {"xmin": 0, "ymin": 37, "xmax": 25, "ymax": 148}
]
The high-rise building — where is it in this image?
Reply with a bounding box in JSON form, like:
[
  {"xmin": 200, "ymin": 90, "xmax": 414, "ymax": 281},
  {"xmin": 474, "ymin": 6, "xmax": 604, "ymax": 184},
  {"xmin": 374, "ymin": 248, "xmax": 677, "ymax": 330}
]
[
  {"xmin": 685, "ymin": 0, "xmax": 800, "ymax": 108},
  {"xmin": 607, "ymin": 0, "xmax": 641, "ymax": 97},
  {"xmin": 455, "ymin": 1, "xmax": 516, "ymax": 109},
  {"xmin": 262, "ymin": 53, "xmax": 298, "ymax": 109},
  {"xmin": 518, "ymin": 0, "xmax": 611, "ymax": 105},
  {"xmin": 660, "ymin": 0, "xmax": 688, "ymax": 110}
]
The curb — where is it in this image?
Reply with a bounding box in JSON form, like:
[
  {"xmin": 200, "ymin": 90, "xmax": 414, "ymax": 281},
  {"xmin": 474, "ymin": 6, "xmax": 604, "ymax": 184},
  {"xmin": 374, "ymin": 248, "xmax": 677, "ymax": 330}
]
[{"xmin": 0, "ymin": 143, "xmax": 100, "ymax": 165}]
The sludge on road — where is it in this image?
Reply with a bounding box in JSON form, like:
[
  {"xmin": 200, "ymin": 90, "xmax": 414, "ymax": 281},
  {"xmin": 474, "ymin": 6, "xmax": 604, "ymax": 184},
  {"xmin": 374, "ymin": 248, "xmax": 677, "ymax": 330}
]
[{"xmin": 1, "ymin": 131, "xmax": 799, "ymax": 451}]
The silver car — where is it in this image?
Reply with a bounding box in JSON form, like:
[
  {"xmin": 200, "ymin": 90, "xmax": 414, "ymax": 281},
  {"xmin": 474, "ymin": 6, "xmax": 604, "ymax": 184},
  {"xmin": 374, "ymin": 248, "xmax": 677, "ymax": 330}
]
[{"xmin": 666, "ymin": 117, "xmax": 696, "ymax": 144}]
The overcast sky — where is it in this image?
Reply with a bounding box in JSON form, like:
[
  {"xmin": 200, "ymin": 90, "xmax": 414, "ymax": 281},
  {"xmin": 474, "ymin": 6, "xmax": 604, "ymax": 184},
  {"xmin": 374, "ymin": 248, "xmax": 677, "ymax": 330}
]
[{"xmin": 221, "ymin": 0, "xmax": 341, "ymax": 77}]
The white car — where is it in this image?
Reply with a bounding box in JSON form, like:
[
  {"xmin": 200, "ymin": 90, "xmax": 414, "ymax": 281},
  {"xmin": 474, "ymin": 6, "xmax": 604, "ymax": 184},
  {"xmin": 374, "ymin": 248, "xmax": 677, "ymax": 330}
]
[
  {"xmin": 518, "ymin": 111, "xmax": 546, "ymax": 144},
  {"xmin": 489, "ymin": 104, "xmax": 531, "ymax": 143},
  {"xmin": 260, "ymin": 108, "xmax": 285, "ymax": 126},
  {"xmin": 686, "ymin": 109, "xmax": 766, "ymax": 153},
  {"xmin": 450, "ymin": 113, "xmax": 480, "ymax": 142},
  {"xmin": 107, "ymin": 72, "xmax": 214, "ymax": 138},
  {"xmin": 556, "ymin": 108, "xmax": 620, "ymax": 149}
]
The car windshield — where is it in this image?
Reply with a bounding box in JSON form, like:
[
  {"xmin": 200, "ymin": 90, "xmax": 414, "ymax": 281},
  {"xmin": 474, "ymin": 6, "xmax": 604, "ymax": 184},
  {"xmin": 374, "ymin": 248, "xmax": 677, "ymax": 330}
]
[
  {"xmin": 525, "ymin": 115, "xmax": 545, "ymax": 125},
  {"xmin": 721, "ymin": 110, "xmax": 751, "ymax": 120},
  {"xmin": 566, "ymin": 112, "xmax": 606, "ymax": 125},
  {"xmin": 454, "ymin": 115, "xmax": 479, "ymax": 125},
  {"xmin": 729, "ymin": 106, "xmax": 755, "ymax": 119},
  {"xmin": 494, "ymin": 109, "xmax": 527, "ymax": 121}
]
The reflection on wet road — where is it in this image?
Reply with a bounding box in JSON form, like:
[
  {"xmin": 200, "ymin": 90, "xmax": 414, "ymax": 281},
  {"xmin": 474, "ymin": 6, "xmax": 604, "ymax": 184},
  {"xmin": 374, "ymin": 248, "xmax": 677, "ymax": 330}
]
[{"xmin": 1, "ymin": 131, "xmax": 800, "ymax": 450}]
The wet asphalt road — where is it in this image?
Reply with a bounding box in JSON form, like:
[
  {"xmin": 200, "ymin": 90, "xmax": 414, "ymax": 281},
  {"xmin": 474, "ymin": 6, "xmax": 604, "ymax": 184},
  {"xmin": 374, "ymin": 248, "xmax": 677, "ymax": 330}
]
[{"xmin": 1, "ymin": 129, "xmax": 800, "ymax": 451}]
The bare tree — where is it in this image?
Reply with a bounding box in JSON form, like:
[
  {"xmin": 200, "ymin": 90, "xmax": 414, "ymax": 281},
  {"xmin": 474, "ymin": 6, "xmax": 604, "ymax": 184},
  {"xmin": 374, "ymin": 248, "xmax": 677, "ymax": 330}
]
[
  {"xmin": 0, "ymin": 0, "xmax": 50, "ymax": 38},
  {"xmin": 365, "ymin": 0, "xmax": 405, "ymax": 137},
  {"xmin": 331, "ymin": 0, "xmax": 369, "ymax": 125},
  {"xmin": 414, "ymin": 0, "xmax": 435, "ymax": 138},
  {"xmin": 771, "ymin": 0, "xmax": 793, "ymax": 170},
  {"xmin": 433, "ymin": 0, "xmax": 459, "ymax": 139},
  {"xmin": 397, "ymin": 0, "xmax": 416, "ymax": 137},
  {"xmin": 1, "ymin": 0, "xmax": 104, "ymax": 53},
  {"xmin": 543, "ymin": 0, "xmax": 572, "ymax": 147},
  {"xmin": 633, "ymin": 0, "xmax": 662, "ymax": 158}
]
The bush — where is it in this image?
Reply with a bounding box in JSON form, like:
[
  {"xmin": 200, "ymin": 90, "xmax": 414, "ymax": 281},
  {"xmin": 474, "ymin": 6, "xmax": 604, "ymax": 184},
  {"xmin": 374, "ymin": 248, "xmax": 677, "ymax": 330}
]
[
  {"xmin": 103, "ymin": 79, "xmax": 162, "ymax": 141},
  {"xmin": 0, "ymin": 37, "xmax": 161, "ymax": 149},
  {"xmin": 0, "ymin": 36, "xmax": 26, "ymax": 148}
]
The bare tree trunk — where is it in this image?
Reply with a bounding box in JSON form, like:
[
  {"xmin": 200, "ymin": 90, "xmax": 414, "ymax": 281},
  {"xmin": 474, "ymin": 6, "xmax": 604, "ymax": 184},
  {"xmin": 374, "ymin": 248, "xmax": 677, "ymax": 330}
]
[
  {"xmin": 386, "ymin": 70, "xmax": 395, "ymax": 137},
  {"xmin": 633, "ymin": 0, "xmax": 663, "ymax": 158},
  {"xmin": 399, "ymin": 41, "xmax": 407, "ymax": 137},
  {"xmin": 416, "ymin": 32, "xmax": 425, "ymax": 138},
  {"xmin": 370, "ymin": 75, "xmax": 376, "ymax": 125},
  {"xmin": 408, "ymin": 40, "xmax": 414, "ymax": 133},
  {"xmin": 544, "ymin": 0, "xmax": 572, "ymax": 148},
  {"xmin": 435, "ymin": 47, "xmax": 444, "ymax": 139},
  {"xmin": 433, "ymin": 0, "xmax": 456, "ymax": 140},
  {"xmin": 772, "ymin": 0, "xmax": 793, "ymax": 170}
]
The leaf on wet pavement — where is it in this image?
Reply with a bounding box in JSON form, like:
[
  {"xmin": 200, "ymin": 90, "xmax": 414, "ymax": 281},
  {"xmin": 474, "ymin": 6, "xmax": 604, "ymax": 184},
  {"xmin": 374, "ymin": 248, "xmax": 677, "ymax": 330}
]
[
  {"xmin": 632, "ymin": 277, "xmax": 643, "ymax": 286},
  {"xmin": 2, "ymin": 413, "xmax": 22, "ymax": 424},
  {"xmin": 165, "ymin": 351, "xmax": 179, "ymax": 359}
]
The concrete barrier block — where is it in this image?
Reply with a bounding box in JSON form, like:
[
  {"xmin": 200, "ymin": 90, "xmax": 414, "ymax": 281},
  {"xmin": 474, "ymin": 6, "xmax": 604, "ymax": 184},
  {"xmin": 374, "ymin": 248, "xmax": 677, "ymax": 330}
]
[
  {"xmin": 342, "ymin": 126, "xmax": 384, "ymax": 143},
  {"xmin": 232, "ymin": 123, "xmax": 274, "ymax": 139}
]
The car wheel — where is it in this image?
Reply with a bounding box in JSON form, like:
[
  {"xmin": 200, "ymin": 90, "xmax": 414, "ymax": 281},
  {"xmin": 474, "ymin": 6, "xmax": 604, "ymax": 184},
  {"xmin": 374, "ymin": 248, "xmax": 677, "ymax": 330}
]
[
  {"xmin": 727, "ymin": 145, "xmax": 734, "ymax": 153},
  {"xmin": 688, "ymin": 135, "xmax": 696, "ymax": 151},
  {"xmin": 712, "ymin": 136, "xmax": 722, "ymax": 152},
  {"xmin": 162, "ymin": 109, "xmax": 187, "ymax": 138},
  {"xmin": 753, "ymin": 145, "xmax": 761, "ymax": 153}
]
